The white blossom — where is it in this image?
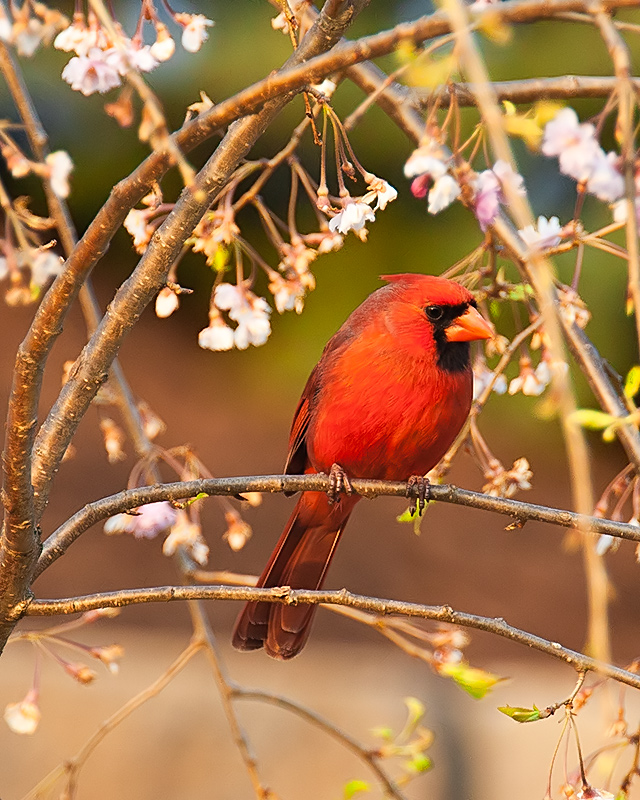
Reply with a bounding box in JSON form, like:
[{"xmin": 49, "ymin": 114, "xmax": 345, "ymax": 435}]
[
  {"xmin": 214, "ymin": 282, "xmax": 244, "ymax": 312},
  {"xmin": 4, "ymin": 691, "xmax": 40, "ymax": 735},
  {"xmin": 30, "ymin": 250, "xmax": 63, "ymax": 287},
  {"xmin": 155, "ymin": 287, "xmax": 179, "ymax": 318},
  {"xmin": 364, "ymin": 177, "xmax": 398, "ymax": 211},
  {"xmin": 329, "ymin": 200, "xmax": 376, "ymax": 235},
  {"xmin": 177, "ymin": 14, "xmax": 214, "ymax": 53},
  {"xmin": 428, "ymin": 174, "xmax": 460, "ymax": 215},
  {"xmin": 45, "ymin": 151, "xmax": 73, "ymax": 198},
  {"xmin": 518, "ymin": 215, "xmax": 562, "ymax": 251},
  {"xmin": 404, "ymin": 143, "xmax": 448, "ymax": 179},
  {"xmin": 198, "ymin": 321, "xmax": 235, "ymax": 351}
]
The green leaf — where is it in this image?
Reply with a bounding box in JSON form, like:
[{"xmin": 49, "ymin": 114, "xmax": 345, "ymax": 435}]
[
  {"xmin": 498, "ymin": 704, "xmax": 542, "ymax": 723},
  {"xmin": 344, "ymin": 780, "xmax": 370, "ymax": 799},
  {"xmin": 569, "ymin": 409, "xmax": 618, "ymax": 431},
  {"xmin": 439, "ymin": 663, "xmax": 504, "ymax": 699},
  {"xmin": 624, "ymin": 366, "xmax": 640, "ymax": 400}
]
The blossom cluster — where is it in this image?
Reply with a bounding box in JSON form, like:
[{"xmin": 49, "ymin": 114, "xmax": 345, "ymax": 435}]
[{"xmin": 54, "ymin": 9, "xmax": 213, "ymax": 96}]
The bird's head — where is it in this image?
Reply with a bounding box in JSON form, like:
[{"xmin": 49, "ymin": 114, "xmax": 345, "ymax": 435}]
[{"xmin": 380, "ymin": 273, "xmax": 493, "ymax": 372}]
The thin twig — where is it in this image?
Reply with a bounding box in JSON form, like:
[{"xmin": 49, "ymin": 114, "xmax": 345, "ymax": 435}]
[{"xmin": 233, "ymin": 687, "xmax": 407, "ymax": 799}]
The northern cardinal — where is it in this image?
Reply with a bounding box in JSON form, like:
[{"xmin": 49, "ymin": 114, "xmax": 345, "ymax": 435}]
[{"xmin": 232, "ymin": 274, "xmax": 493, "ymax": 659}]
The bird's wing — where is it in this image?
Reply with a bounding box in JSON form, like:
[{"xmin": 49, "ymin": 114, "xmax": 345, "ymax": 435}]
[{"xmin": 284, "ymin": 363, "xmax": 318, "ymax": 476}]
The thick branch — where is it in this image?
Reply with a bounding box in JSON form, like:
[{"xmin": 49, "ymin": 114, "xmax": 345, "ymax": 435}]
[
  {"xmin": 34, "ymin": 475, "xmax": 640, "ymax": 578},
  {"xmin": 24, "ymin": 585, "xmax": 640, "ymax": 691}
]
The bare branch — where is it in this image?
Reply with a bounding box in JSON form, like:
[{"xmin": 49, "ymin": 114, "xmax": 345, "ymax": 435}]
[
  {"xmin": 415, "ymin": 75, "xmax": 640, "ymax": 106},
  {"xmin": 24, "ymin": 585, "xmax": 640, "ymax": 691},
  {"xmin": 34, "ymin": 475, "xmax": 640, "ymax": 579}
]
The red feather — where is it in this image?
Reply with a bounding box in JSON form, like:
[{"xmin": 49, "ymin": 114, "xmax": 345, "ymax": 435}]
[{"xmin": 232, "ymin": 274, "xmax": 492, "ymax": 659}]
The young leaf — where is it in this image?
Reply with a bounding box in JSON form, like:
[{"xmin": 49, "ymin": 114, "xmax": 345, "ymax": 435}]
[
  {"xmin": 569, "ymin": 409, "xmax": 618, "ymax": 430},
  {"xmin": 439, "ymin": 663, "xmax": 504, "ymax": 699},
  {"xmin": 498, "ymin": 704, "xmax": 542, "ymax": 723}
]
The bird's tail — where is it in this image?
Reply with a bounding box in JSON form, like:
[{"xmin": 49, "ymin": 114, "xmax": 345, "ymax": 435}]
[{"xmin": 232, "ymin": 490, "xmax": 359, "ymax": 659}]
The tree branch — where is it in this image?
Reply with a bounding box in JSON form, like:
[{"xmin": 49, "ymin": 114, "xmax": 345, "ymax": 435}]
[
  {"xmin": 33, "ymin": 475, "xmax": 640, "ymax": 579},
  {"xmin": 415, "ymin": 75, "xmax": 640, "ymax": 106},
  {"xmin": 23, "ymin": 585, "xmax": 640, "ymax": 691}
]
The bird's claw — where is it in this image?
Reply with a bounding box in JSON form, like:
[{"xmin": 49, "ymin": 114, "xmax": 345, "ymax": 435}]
[
  {"xmin": 327, "ymin": 463, "xmax": 353, "ymax": 504},
  {"xmin": 407, "ymin": 475, "xmax": 430, "ymax": 516}
]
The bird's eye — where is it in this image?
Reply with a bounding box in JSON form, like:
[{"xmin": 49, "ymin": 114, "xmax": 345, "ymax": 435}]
[{"xmin": 425, "ymin": 305, "xmax": 444, "ymax": 322}]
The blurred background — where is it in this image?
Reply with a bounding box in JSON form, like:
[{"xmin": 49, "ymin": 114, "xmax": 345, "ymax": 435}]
[{"xmin": 1, "ymin": 1, "xmax": 640, "ymax": 798}]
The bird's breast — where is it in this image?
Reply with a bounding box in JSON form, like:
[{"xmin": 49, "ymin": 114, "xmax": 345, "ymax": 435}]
[{"xmin": 306, "ymin": 346, "xmax": 473, "ymax": 481}]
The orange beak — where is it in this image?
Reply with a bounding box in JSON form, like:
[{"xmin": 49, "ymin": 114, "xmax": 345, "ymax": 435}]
[{"xmin": 445, "ymin": 305, "xmax": 494, "ymax": 342}]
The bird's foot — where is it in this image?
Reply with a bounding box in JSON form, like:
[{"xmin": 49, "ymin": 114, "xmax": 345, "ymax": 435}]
[
  {"xmin": 327, "ymin": 463, "xmax": 353, "ymax": 504},
  {"xmin": 407, "ymin": 475, "xmax": 431, "ymax": 516}
]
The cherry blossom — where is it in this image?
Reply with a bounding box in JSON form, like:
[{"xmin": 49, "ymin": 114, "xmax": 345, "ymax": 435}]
[
  {"xmin": 473, "ymin": 360, "xmax": 507, "ymax": 400},
  {"xmin": 518, "ymin": 215, "xmax": 562, "ymax": 250},
  {"xmin": 404, "ymin": 141, "xmax": 449, "ymax": 180},
  {"xmin": 30, "ymin": 250, "xmax": 63, "ymax": 288},
  {"xmin": 104, "ymin": 501, "xmax": 178, "ymax": 539},
  {"xmin": 4, "ymin": 690, "xmax": 40, "ymax": 735},
  {"xmin": 508, "ymin": 357, "xmax": 550, "ymax": 396},
  {"xmin": 150, "ymin": 23, "xmax": 175, "ymax": 62},
  {"xmin": 329, "ymin": 199, "xmax": 376, "ymax": 235},
  {"xmin": 45, "ymin": 150, "xmax": 73, "ymax": 198},
  {"xmin": 124, "ymin": 208, "xmax": 155, "ymax": 252},
  {"xmin": 364, "ymin": 176, "xmax": 398, "ymax": 210},
  {"xmin": 61, "ymin": 47, "xmax": 123, "ymax": 95},
  {"xmin": 586, "ymin": 150, "xmax": 624, "ymax": 202},
  {"xmin": 162, "ymin": 511, "xmax": 209, "ymax": 565},
  {"xmin": 428, "ymin": 174, "xmax": 461, "ymax": 215},
  {"xmin": 473, "ymin": 160, "xmax": 526, "ymax": 231},
  {"xmin": 175, "ymin": 13, "xmax": 214, "ymax": 53},
  {"xmin": 155, "ymin": 287, "xmax": 180, "ymax": 318},
  {"xmin": 198, "ymin": 319, "xmax": 235, "ymax": 351},
  {"xmin": 542, "ymin": 107, "xmax": 600, "ymax": 181}
]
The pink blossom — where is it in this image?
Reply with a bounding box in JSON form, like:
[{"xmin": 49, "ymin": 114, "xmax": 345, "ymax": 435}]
[
  {"xmin": 586, "ymin": 150, "xmax": 624, "ymax": 202},
  {"xmin": 104, "ymin": 502, "xmax": 177, "ymax": 539},
  {"xmin": 542, "ymin": 107, "xmax": 603, "ymax": 182},
  {"xmin": 473, "ymin": 170, "xmax": 501, "ymax": 231},
  {"xmin": 61, "ymin": 47, "xmax": 122, "ymax": 95},
  {"xmin": 473, "ymin": 160, "xmax": 526, "ymax": 231}
]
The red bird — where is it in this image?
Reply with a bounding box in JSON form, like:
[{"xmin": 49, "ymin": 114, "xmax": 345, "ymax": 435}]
[{"xmin": 232, "ymin": 274, "xmax": 492, "ymax": 659}]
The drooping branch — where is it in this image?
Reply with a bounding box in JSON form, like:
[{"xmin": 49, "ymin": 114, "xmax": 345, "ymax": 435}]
[
  {"xmin": 33, "ymin": 475, "xmax": 640, "ymax": 579},
  {"xmin": 24, "ymin": 585, "xmax": 640, "ymax": 691}
]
